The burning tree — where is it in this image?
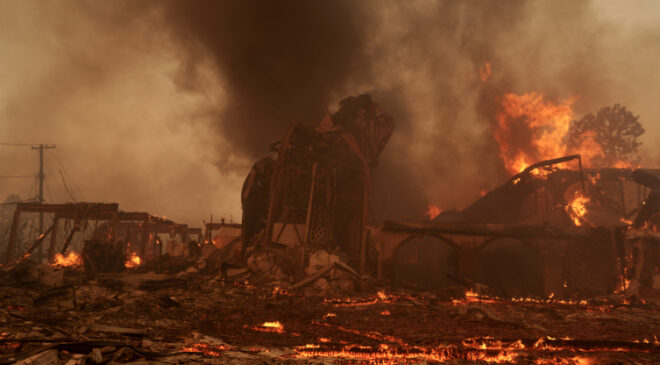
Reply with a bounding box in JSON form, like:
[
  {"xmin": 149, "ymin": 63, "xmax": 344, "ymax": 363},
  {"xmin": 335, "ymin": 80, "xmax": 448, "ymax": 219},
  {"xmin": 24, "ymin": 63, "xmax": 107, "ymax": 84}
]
[{"xmin": 567, "ymin": 104, "xmax": 644, "ymax": 167}]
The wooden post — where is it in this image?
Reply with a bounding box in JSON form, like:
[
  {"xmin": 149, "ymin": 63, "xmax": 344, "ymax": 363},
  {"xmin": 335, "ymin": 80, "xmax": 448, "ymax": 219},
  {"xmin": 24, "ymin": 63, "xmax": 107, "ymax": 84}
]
[
  {"xmin": 5, "ymin": 209, "xmax": 21, "ymax": 263},
  {"xmin": 139, "ymin": 223, "xmax": 147, "ymax": 259},
  {"xmin": 304, "ymin": 162, "xmax": 318, "ymax": 245},
  {"xmin": 359, "ymin": 174, "xmax": 369, "ymax": 275},
  {"xmin": 60, "ymin": 222, "xmax": 80, "ymax": 254},
  {"xmin": 48, "ymin": 217, "xmax": 59, "ymax": 262},
  {"xmin": 24, "ymin": 223, "xmax": 56, "ymax": 256},
  {"xmin": 264, "ymin": 125, "xmax": 294, "ymax": 247}
]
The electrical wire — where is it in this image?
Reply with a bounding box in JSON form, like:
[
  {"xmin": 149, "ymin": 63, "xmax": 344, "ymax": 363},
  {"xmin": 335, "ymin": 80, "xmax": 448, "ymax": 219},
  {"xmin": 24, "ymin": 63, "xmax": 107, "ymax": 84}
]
[
  {"xmin": 0, "ymin": 198, "xmax": 38, "ymax": 206},
  {"xmin": 45, "ymin": 179, "xmax": 54, "ymax": 203},
  {"xmin": 53, "ymin": 150, "xmax": 84, "ymax": 201},
  {"xmin": 59, "ymin": 169, "xmax": 77, "ymax": 202},
  {"xmin": 0, "ymin": 175, "xmax": 34, "ymax": 179},
  {"xmin": 0, "ymin": 142, "xmax": 32, "ymax": 146},
  {"xmin": 27, "ymin": 177, "xmax": 37, "ymax": 202}
]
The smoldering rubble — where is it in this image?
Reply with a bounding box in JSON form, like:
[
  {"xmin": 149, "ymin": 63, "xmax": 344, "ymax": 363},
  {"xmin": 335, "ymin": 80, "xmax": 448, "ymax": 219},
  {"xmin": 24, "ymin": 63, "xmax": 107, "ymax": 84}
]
[{"xmin": 1, "ymin": 95, "xmax": 660, "ymax": 364}]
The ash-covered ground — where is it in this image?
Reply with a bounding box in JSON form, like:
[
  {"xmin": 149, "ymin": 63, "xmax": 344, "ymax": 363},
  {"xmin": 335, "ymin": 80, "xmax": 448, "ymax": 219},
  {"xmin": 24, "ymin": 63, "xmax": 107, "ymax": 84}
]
[{"xmin": 1, "ymin": 260, "xmax": 659, "ymax": 364}]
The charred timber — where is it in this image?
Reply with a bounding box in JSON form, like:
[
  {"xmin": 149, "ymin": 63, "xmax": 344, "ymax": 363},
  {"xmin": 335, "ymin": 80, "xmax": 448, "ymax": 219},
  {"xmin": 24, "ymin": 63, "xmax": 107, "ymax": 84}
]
[{"xmin": 382, "ymin": 220, "xmax": 588, "ymax": 239}]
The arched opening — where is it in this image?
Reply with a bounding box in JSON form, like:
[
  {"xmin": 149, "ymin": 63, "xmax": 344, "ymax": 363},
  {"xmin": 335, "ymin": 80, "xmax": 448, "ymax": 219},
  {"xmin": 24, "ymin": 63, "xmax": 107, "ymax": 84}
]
[
  {"xmin": 394, "ymin": 235, "xmax": 457, "ymax": 290},
  {"xmin": 478, "ymin": 238, "xmax": 544, "ymax": 297}
]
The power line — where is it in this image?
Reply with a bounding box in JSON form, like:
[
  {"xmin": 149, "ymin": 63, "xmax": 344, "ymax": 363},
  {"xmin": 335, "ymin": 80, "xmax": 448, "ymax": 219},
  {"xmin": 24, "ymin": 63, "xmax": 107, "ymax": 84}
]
[
  {"xmin": 0, "ymin": 175, "xmax": 34, "ymax": 179},
  {"xmin": 0, "ymin": 142, "xmax": 32, "ymax": 146},
  {"xmin": 59, "ymin": 169, "xmax": 77, "ymax": 202},
  {"xmin": 0, "ymin": 198, "xmax": 37, "ymax": 206},
  {"xmin": 45, "ymin": 178, "xmax": 54, "ymax": 203},
  {"xmin": 53, "ymin": 150, "xmax": 83, "ymax": 201}
]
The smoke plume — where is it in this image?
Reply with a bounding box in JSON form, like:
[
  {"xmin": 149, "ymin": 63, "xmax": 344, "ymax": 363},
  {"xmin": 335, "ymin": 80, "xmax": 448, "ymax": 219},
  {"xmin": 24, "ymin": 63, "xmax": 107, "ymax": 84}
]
[{"xmin": 1, "ymin": 1, "xmax": 660, "ymax": 224}]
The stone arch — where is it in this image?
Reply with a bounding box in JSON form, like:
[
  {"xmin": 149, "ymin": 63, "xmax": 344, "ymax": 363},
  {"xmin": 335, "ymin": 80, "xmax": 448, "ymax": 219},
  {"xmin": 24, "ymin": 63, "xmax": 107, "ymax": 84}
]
[
  {"xmin": 477, "ymin": 236, "xmax": 545, "ymax": 297},
  {"xmin": 393, "ymin": 234, "xmax": 459, "ymax": 290},
  {"xmin": 479, "ymin": 235, "xmax": 541, "ymax": 254}
]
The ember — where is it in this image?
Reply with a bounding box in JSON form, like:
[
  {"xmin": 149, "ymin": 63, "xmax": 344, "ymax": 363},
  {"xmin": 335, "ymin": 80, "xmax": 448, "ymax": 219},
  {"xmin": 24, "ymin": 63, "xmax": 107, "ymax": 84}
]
[
  {"xmin": 425, "ymin": 204, "xmax": 442, "ymax": 220},
  {"xmin": 252, "ymin": 321, "xmax": 284, "ymax": 333}
]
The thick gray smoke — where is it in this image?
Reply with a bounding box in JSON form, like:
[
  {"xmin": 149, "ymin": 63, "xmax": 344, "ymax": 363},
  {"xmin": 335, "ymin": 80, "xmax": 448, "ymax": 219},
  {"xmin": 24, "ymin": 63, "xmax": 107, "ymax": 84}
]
[{"xmin": 1, "ymin": 1, "xmax": 659, "ymax": 224}]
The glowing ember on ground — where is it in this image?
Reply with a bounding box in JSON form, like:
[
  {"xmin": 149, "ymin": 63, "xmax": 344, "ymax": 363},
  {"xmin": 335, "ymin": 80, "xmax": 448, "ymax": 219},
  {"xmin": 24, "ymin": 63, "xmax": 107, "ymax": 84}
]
[
  {"xmin": 181, "ymin": 343, "xmax": 231, "ymax": 357},
  {"xmin": 261, "ymin": 321, "xmax": 282, "ymax": 329},
  {"xmin": 251, "ymin": 321, "xmax": 284, "ymax": 333},
  {"xmin": 425, "ymin": 204, "xmax": 442, "ymax": 220},
  {"xmin": 453, "ymin": 289, "xmax": 598, "ymax": 308},
  {"xmin": 52, "ymin": 252, "xmax": 82, "ymax": 267},
  {"xmin": 125, "ymin": 252, "xmax": 141, "ymax": 268},
  {"xmin": 293, "ymin": 343, "xmax": 518, "ymax": 363}
]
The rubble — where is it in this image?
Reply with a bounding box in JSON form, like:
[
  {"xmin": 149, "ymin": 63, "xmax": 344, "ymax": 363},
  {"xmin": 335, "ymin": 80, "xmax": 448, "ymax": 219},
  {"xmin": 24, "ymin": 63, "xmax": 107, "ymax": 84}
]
[{"xmin": 1, "ymin": 254, "xmax": 659, "ymax": 364}]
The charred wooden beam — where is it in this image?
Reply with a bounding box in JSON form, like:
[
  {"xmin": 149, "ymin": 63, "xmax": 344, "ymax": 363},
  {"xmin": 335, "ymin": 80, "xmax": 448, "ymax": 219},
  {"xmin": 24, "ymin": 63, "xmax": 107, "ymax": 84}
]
[
  {"xmin": 23, "ymin": 223, "xmax": 56, "ymax": 257},
  {"xmin": 60, "ymin": 223, "xmax": 81, "ymax": 254},
  {"xmin": 382, "ymin": 221, "xmax": 587, "ymax": 239}
]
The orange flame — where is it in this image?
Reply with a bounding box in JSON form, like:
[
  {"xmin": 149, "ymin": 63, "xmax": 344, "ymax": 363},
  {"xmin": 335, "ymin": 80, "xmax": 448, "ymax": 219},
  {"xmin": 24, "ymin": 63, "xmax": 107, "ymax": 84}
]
[
  {"xmin": 425, "ymin": 204, "xmax": 442, "ymax": 220},
  {"xmin": 567, "ymin": 192, "xmax": 590, "ymax": 226},
  {"xmin": 495, "ymin": 92, "xmax": 574, "ymax": 175},
  {"xmin": 495, "ymin": 92, "xmax": 636, "ymax": 175},
  {"xmin": 52, "ymin": 252, "xmax": 82, "ymax": 267},
  {"xmin": 125, "ymin": 252, "xmax": 141, "ymax": 268}
]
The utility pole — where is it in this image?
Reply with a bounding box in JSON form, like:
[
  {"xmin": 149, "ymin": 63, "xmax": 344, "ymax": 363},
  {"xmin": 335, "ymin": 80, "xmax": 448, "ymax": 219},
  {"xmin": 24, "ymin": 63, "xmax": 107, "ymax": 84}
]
[{"xmin": 31, "ymin": 144, "xmax": 56, "ymax": 262}]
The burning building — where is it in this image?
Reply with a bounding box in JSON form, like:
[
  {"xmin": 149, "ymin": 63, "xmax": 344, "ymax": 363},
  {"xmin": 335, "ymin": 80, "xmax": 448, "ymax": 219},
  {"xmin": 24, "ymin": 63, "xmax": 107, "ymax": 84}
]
[{"xmin": 374, "ymin": 156, "xmax": 660, "ymax": 301}]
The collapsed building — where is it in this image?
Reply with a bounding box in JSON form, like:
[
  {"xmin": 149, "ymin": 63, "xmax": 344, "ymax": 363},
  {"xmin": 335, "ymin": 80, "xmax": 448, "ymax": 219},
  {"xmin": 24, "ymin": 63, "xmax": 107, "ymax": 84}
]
[
  {"xmin": 374, "ymin": 156, "xmax": 660, "ymax": 301},
  {"xmin": 2, "ymin": 202, "xmax": 202, "ymax": 275},
  {"xmin": 230, "ymin": 94, "xmax": 394, "ymax": 288}
]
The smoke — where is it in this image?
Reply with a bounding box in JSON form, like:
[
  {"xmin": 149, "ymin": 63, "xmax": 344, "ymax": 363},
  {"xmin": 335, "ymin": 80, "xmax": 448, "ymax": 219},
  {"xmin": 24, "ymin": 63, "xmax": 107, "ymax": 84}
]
[
  {"xmin": 1, "ymin": 1, "xmax": 659, "ymax": 224},
  {"xmin": 0, "ymin": 1, "xmax": 246, "ymax": 225},
  {"xmin": 350, "ymin": 0, "xmax": 660, "ymax": 220},
  {"xmin": 161, "ymin": 0, "xmax": 368, "ymax": 158}
]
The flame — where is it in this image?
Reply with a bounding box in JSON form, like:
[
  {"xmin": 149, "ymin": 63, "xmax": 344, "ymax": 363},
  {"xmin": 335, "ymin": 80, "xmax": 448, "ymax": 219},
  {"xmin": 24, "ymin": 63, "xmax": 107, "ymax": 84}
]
[
  {"xmin": 425, "ymin": 204, "xmax": 442, "ymax": 220},
  {"xmin": 575, "ymin": 130, "xmax": 605, "ymax": 167},
  {"xmin": 495, "ymin": 92, "xmax": 574, "ymax": 175},
  {"xmin": 261, "ymin": 321, "xmax": 282, "ymax": 329},
  {"xmin": 125, "ymin": 252, "xmax": 141, "ymax": 268},
  {"xmin": 567, "ymin": 192, "xmax": 590, "ymax": 226},
  {"xmin": 479, "ymin": 62, "xmax": 492, "ymax": 82},
  {"xmin": 613, "ymin": 160, "xmax": 638, "ymax": 169},
  {"xmin": 52, "ymin": 252, "xmax": 82, "ymax": 267},
  {"xmin": 453, "ymin": 289, "xmax": 605, "ymax": 309},
  {"xmin": 495, "ymin": 92, "xmax": 637, "ymax": 175}
]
